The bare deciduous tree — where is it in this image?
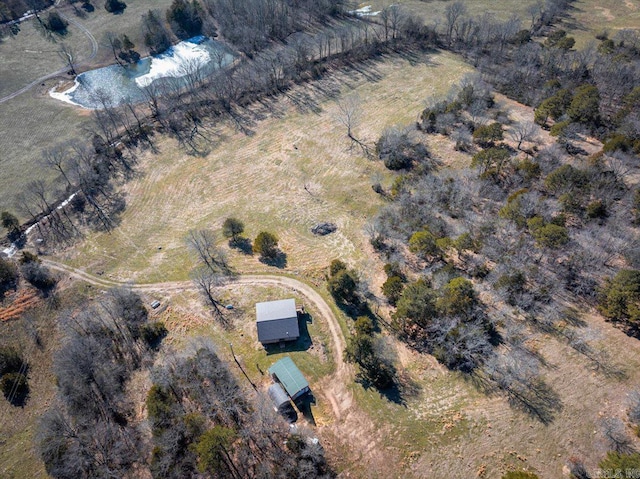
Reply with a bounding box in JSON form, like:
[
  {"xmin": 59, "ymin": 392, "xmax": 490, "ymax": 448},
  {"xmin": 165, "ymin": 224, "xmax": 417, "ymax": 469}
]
[
  {"xmin": 509, "ymin": 121, "xmax": 538, "ymax": 150},
  {"xmin": 58, "ymin": 43, "xmax": 77, "ymax": 76},
  {"xmin": 336, "ymin": 94, "xmax": 372, "ymax": 157},
  {"xmin": 186, "ymin": 229, "xmax": 229, "ymax": 274},
  {"xmin": 191, "ymin": 267, "xmax": 227, "ymax": 323}
]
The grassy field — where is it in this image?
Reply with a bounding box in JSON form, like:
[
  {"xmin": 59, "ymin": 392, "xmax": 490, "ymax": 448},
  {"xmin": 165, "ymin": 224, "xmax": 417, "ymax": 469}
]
[
  {"xmin": 0, "ymin": 0, "xmax": 175, "ymax": 215},
  {"xmin": 155, "ymin": 283, "xmax": 338, "ymax": 421},
  {"xmin": 566, "ymin": 0, "xmax": 640, "ymax": 48},
  {"xmin": 56, "ymin": 52, "xmax": 473, "ymax": 283},
  {"xmin": 0, "ymin": 0, "xmax": 176, "ymax": 96},
  {"xmin": 359, "ymin": 0, "xmax": 539, "ymax": 24},
  {"xmin": 0, "ymin": 92, "xmax": 91, "ymax": 215},
  {"xmin": 0, "ymin": 20, "xmax": 91, "ymax": 98}
]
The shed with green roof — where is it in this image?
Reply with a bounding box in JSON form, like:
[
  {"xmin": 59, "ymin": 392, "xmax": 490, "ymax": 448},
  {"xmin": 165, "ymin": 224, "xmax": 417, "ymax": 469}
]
[{"xmin": 268, "ymin": 356, "xmax": 310, "ymax": 401}]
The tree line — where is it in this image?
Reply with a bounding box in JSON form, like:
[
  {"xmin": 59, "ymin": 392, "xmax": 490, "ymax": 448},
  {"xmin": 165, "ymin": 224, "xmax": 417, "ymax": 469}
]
[{"xmin": 147, "ymin": 338, "xmax": 333, "ymax": 478}]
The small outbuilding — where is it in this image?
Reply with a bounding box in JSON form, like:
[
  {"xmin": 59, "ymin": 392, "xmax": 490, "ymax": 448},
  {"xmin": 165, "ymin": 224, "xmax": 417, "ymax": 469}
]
[
  {"xmin": 268, "ymin": 356, "xmax": 310, "ymax": 401},
  {"xmin": 256, "ymin": 299, "xmax": 300, "ymax": 345},
  {"xmin": 268, "ymin": 383, "xmax": 298, "ymax": 423},
  {"xmin": 268, "ymin": 383, "xmax": 292, "ymax": 411}
]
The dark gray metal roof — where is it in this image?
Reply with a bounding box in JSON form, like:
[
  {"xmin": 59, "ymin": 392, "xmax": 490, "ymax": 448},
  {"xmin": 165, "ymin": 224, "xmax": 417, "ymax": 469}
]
[
  {"xmin": 256, "ymin": 299, "xmax": 297, "ymax": 322},
  {"xmin": 257, "ymin": 317, "xmax": 299, "ymax": 344},
  {"xmin": 268, "ymin": 383, "xmax": 291, "ymax": 409},
  {"xmin": 256, "ymin": 299, "xmax": 299, "ymax": 344}
]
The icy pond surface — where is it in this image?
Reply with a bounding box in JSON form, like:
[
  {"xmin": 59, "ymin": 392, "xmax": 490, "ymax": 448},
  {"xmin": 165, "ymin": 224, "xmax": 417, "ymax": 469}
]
[{"xmin": 50, "ymin": 36, "xmax": 234, "ymax": 109}]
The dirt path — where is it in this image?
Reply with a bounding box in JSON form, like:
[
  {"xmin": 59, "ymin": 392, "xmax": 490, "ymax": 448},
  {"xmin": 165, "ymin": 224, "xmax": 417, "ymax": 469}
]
[
  {"xmin": 43, "ymin": 259, "xmax": 394, "ymax": 475},
  {"xmin": 43, "ymin": 259, "xmax": 347, "ymax": 407},
  {"xmin": 0, "ymin": 2, "xmax": 98, "ymax": 104}
]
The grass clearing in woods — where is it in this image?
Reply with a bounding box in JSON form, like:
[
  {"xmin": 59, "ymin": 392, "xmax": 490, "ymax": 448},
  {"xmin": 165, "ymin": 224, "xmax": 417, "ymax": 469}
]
[{"xmin": 56, "ymin": 52, "xmax": 473, "ymax": 283}]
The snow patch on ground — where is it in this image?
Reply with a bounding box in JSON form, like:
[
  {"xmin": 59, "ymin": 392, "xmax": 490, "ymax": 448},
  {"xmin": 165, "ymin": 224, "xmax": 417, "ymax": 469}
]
[
  {"xmin": 1, "ymin": 193, "xmax": 78, "ymax": 258},
  {"xmin": 135, "ymin": 41, "xmax": 211, "ymax": 88},
  {"xmin": 49, "ymin": 81, "xmax": 85, "ymax": 108},
  {"xmin": 348, "ymin": 5, "xmax": 381, "ymax": 16}
]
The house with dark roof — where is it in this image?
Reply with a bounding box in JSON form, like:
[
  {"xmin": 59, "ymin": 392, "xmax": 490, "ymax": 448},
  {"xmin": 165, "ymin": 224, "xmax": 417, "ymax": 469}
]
[
  {"xmin": 268, "ymin": 356, "xmax": 310, "ymax": 401},
  {"xmin": 256, "ymin": 298, "xmax": 300, "ymax": 345}
]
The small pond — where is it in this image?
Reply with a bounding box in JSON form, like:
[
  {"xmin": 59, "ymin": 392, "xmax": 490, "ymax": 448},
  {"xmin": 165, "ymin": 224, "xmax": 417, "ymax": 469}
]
[{"xmin": 50, "ymin": 36, "xmax": 234, "ymax": 109}]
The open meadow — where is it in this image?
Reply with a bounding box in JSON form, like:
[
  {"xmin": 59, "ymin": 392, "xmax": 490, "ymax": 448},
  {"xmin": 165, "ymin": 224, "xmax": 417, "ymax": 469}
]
[
  {"xmin": 50, "ymin": 47, "xmax": 640, "ymax": 477},
  {"xmin": 2, "ymin": 1, "xmax": 640, "ymax": 478},
  {"xmin": 567, "ymin": 0, "xmax": 640, "ymax": 47},
  {"xmin": 0, "ymin": 0, "xmax": 175, "ymax": 214},
  {"xmin": 57, "ymin": 52, "xmax": 473, "ymax": 283}
]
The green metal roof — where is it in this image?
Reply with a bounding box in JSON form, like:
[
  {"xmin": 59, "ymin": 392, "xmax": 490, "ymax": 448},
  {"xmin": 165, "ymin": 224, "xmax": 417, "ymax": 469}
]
[{"xmin": 268, "ymin": 356, "xmax": 309, "ymax": 399}]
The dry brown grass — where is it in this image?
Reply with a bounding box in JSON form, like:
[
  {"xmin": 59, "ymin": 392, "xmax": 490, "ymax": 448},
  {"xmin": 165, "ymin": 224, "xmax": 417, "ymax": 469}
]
[
  {"xmin": 57, "ymin": 52, "xmax": 473, "ymax": 283},
  {"xmin": 567, "ymin": 0, "xmax": 640, "ymax": 48},
  {"xmin": 0, "ymin": 0, "xmax": 175, "ymax": 215}
]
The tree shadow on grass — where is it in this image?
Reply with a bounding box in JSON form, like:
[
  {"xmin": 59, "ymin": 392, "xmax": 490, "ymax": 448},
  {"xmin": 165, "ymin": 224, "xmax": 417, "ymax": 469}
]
[
  {"xmin": 468, "ymin": 372, "xmax": 563, "ymax": 426},
  {"xmin": 2, "ymin": 372, "xmax": 30, "ymax": 407},
  {"xmin": 229, "ymin": 237, "xmax": 253, "ymax": 255},
  {"xmin": 259, "ymin": 251, "xmax": 287, "ymax": 269},
  {"xmin": 358, "ymin": 369, "xmax": 421, "ymax": 407}
]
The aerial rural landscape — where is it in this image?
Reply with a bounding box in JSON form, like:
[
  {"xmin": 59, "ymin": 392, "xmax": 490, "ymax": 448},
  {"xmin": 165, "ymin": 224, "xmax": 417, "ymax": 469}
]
[{"xmin": 1, "ymin": 0, "xmax": 640, "ymax": 477}]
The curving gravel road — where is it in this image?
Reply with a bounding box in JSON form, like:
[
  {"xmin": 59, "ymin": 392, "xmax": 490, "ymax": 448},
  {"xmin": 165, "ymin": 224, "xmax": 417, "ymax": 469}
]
[{"xmin": 42, "ymin": 259, "xmax": 346, "ymax": 367}]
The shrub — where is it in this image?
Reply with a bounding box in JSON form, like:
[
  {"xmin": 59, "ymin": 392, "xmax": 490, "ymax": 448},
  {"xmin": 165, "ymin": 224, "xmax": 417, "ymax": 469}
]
[
  {"xmin": 354, "ymin": 316, "xmax": 374, "ymax": 336},
  {"xmin": 528, "ymin": 220, "xmax": 569, "ymax": 248},
  {"xmin": 534, "ymin": 89, "xmax": 572, "ymax": 127},
  {"xmin": 549, "ymin": 119, "xmax": 572, "ymax": 137},
  {"xmin": 222, "ymin": 217, "xmax": 244, "ymax": 242},
  {"xmin": 559, "ymin": 193, "xmax": 584, "ymax": 214},
  {"xmin": 603, "ymin": 134, "xmax": 633, "ymax": 153},
  {"xmin": 20, "ymin": 262, "xmax": 56, "ymax": 291},
  {"xmin": 382, "ymin": 276, "xmax": 404, "ymax": 306},
  {"xmin": 598, "ymin": 269, "xmax": 640, "ymax": 324},
  {"xmin": 376, "ymin": 129, "xmax": 429, "ymax": 171},
  {"xmin": 104, "ymin": 0, "xmax": 126, "ymax": 13},
  {"xmin": 598, "ymin": 452, "xmax": 640, "ymax": 471},
  {"xmin": 253, "ymin": 231, "xmax": 279, "ymax": 260},
  {"xmin": 545, "ymin": 29, "xmax": 574, "ymax": 50},
  {"xmin": 167, "ymin": 0, "xmax": 203, "ymax": 38},
  {"xmin": 329, "ymin": 259, "xmax": 347, "ymax": 277},
  {"xmin": 544, "ymin": 164, "xmax": 590, "ymax": 194},
  {"xmin": 586, "ymin": 200, "xmax": 608, "ymax": 219},
  {"xmin": 328, "ymin": 269, "xmax": 358, "ymax": 304},
  {"xmin": 453, "ymin": 232, "xmax": 479, "ymax": 253},
  {"xmin": 567, "ymin": 84, "xmax": 600, "ymax": 125},
  {"xmin": 1, "ymin": 211, "xmax": 20, "ymax": 240},
  {"xmin": 392, "ymin": 279, "xmax": 437, "ymax": 330},
  {"xmin": 146, "ymin": 384, "xmax": 175, "ymax": 432},
  {"xmin": 19, "ymin": 251, "xmax": 39, "ymax": 265},
  {"xmin": 0, "ymin": 258, "xmax": 18, "ymax": 295},
  {"xmin": 409, "ymin": 229, "xmax": 440, "ymax": 259},
  {"xmin": 515, "ymin": 159, "xmax": 541, "ymax": 180},
  {"xmin": 499, "ymin": 195, "xmax": 529, "ymax": 228},
  {"xmin": 344, "ymin": 334, "xmax": 394, "ymax": 389},
  {"xmin": 471, "ymin": 146, "xmax": 511, "ymax": 177},
  {"xmin": 47, "ymin": 11, "xmax": 68, "ymax": 32},
  {"xmin": 437, "ymin": 277, "xmax": 477, "ymax": 317},
  {"xmin": 0, "ymin": 347, "xmax": 23, "ymax": 376},
  {"xmin": 194, "ymin": 426, "xmax": 237, "ymax": 474},
  {"xmin": 472, "ymin": 122, "xmax": 503, "ymax": 147},
  {"xmin": 383, "ymin": 262, "xmax": 404, "ymax": 281}
]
